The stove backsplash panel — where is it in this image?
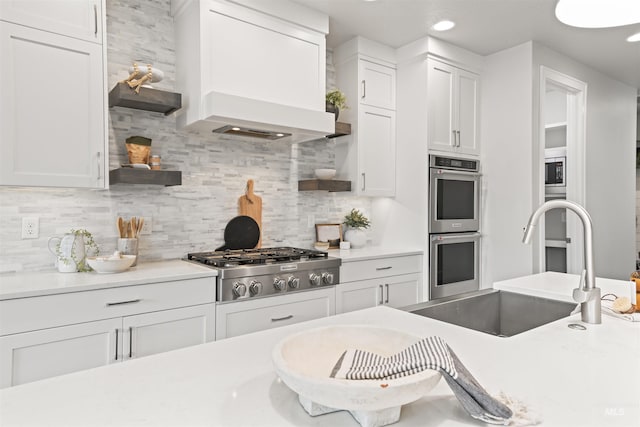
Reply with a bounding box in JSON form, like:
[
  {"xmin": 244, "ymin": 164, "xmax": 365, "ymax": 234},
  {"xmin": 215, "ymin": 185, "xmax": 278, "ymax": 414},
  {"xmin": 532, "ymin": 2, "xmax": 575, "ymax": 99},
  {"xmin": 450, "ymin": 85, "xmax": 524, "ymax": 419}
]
[{"xmin": 0, "ymin": 0, "xmax": 372, "ymax": 272}]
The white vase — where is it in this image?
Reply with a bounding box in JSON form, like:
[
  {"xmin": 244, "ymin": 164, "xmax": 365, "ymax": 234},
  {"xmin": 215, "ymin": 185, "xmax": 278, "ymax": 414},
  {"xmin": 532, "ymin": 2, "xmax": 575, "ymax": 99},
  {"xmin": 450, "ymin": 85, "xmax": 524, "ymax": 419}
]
[{"xmin": 344, "ymin": 228, "xmax": 366, "ymax": 248}]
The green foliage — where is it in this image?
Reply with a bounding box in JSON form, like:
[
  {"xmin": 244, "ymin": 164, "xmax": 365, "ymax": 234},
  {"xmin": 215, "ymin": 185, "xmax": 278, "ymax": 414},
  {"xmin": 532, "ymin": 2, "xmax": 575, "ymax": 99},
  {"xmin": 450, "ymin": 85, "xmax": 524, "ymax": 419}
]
[
  {"xmin": 55, "ymin": 229, "xmax": 100, "ymax": 272},
  {"xmin": 343, "ymin": 208, "xmax": 371, "ymax": 229},
  {"xmin": 326, "ymin": 89, "xmax": 348, "ymax": 110}
]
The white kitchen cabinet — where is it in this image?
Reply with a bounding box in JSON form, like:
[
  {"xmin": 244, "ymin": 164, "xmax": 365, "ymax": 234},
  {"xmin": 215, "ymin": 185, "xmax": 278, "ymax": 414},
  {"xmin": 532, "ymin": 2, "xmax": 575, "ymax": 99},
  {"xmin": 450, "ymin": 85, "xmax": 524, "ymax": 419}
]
[
  {"xmin": 336, "ymin": 254, "xmax": 422, "ymax": 313},
  {"xmin": 334, "ymin": 37, "xmax": 397, "ymax": 197},
  {"xmin": 0, "ymin": 318, "xmax": 119, "ymax": 388},
  {"xmin": 0, "ymin": 10, "xmax": 107, "ymax": 188},
  {"xmin": 0, "ymin": 0, "xmax": 103, "ymax": 43},
  {"xmin": 336, "ymin": 273, "xmax": 420, "ymax": 313},
  {"xmin": 215, "ymin": 287, "xmax": 335, "ymax": 340},
  {"xmin": 0, "ymin": 278, "xmax": 215, "ymax": 388},
  {"xmin": 427, "ymin": 57, "xmax": 480, "ymax": 156}
]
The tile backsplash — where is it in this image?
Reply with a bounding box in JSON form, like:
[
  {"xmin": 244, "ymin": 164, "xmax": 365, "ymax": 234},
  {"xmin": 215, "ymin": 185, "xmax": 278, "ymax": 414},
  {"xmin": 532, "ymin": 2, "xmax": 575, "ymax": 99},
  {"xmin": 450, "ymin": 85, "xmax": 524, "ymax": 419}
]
[{"xmin": 0, "ymin": 0, "xmax": 370, "ymax": 272}]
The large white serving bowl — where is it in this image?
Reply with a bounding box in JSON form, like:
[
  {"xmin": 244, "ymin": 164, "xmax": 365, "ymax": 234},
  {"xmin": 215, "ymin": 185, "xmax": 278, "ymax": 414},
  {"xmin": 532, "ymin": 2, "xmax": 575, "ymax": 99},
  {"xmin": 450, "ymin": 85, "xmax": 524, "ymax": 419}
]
[
  {"xmin": 86, "ymin": 255, "xmax": 136, "ymax": 273},
  {"xmin": 272, "ymin": 325, "xmax": 441, "ymax": 412}
]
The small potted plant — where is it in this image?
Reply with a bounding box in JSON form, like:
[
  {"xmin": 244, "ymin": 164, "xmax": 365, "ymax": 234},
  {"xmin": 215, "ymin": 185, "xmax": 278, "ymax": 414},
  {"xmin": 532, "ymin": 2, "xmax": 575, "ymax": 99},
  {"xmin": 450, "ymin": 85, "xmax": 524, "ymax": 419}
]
[
  {"xmin": 325, "ymin": 89, "xmax": 348, "ymax": 121},
  {"xmin": 343, "ymin": 208, "xmax": 370, "ymax": 248}
]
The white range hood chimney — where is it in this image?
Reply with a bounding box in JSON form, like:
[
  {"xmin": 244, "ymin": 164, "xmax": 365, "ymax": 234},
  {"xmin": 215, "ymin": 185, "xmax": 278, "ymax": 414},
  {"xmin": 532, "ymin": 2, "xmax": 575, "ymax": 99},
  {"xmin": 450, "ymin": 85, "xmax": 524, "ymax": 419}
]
[{"xmin": 171, "ymin": 0, "xmax": 335, "ymax": 142}]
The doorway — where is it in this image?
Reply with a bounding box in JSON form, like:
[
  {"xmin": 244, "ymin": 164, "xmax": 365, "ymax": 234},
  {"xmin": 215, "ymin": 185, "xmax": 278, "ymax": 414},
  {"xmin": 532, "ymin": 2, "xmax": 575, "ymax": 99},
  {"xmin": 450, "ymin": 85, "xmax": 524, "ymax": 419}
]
[{"xmin": 536, "ymin": 67, "xmax": 587, "ymax": 275}]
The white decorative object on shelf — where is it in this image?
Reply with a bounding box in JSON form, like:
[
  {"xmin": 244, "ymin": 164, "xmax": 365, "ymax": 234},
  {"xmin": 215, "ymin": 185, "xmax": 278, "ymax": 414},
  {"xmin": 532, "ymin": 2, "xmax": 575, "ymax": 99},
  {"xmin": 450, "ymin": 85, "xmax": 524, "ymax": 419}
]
[
  {"xmin": 272, "ymin": 325, "xmax": 441, "ymax": 427},
  {"xmin": 121, "ymin": 62, "xmax": 165, "ymax": 93},
  {"xmin": 314, "ymin": 169, "xmax": 336, "ymax": 180}
]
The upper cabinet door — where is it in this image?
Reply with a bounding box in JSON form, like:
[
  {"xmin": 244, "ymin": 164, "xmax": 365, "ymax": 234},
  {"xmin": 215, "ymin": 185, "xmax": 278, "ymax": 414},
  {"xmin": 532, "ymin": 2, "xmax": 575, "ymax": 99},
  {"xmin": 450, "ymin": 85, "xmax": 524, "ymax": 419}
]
[
  {"xmin": 0, "ymin": 22, "xmax": 106, "ymax": 188},
  {"xmin": 0, "ymin": 0, "xmax": 103, "ymax": 44},
  {"xmin": 427, "ymin": 60, "xmax": 456, "ymax": 152},
  {"xmin": 358, "ymin": 105, "xmax": 396, "ymax": 197},
  {"xmin": 359, "ymin": 59, "xmax": 396, "ymax": 110},
  {"xmin": 427, "ymin": 58, "xmax": 480, "ymax": 156},
  {"xmin": 456, "ymin": 69, "xmax": 480, "ymax": 156}
]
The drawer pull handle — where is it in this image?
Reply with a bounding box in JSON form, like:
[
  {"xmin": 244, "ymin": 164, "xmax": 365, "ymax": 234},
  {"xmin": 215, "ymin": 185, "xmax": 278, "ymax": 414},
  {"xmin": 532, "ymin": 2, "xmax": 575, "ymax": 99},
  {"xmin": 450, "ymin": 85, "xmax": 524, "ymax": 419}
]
[
  {"xmin": 271, "ymin": 314, "xmax": 294, "ymax": 322},
  {"xmin": 129, "ymin": 327, "xmax": 133, "ymax": 359},
  {"xmin": 115, "ymin": 328, "xmax": 119, "ymax": 361},
  {"xmin": 106, "ymin": 299, "xmax": 141, "ymax": 307},
  {"xmin": 376, "ymin": 266, "xmax": 392, "ymax": 271}
]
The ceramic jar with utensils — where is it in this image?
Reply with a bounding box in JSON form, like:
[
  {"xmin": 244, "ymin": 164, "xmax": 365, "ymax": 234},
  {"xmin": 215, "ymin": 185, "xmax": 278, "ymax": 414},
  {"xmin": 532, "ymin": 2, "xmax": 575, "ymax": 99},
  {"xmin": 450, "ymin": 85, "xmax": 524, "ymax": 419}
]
[{"xmin": 116, "ymin": 216, "xmax": 144, "ymax": 266}]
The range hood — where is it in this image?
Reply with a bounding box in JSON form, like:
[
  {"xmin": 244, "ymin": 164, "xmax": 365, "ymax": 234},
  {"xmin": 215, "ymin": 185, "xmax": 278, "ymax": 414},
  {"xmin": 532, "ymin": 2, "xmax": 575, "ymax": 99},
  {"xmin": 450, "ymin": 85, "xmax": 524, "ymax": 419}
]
[
  {"xmin": 172, "ymin": 0, "xmax": 335, "ymax": 143},
  {"xmin": 176, "ymin": 91, "xmax": 335, "ymax": 143}
]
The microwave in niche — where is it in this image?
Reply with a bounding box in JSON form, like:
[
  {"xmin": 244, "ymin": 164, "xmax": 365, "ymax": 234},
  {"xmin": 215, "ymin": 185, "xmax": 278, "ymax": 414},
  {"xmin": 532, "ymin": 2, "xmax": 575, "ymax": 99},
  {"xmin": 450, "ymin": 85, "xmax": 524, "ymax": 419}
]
[{"xmin": 545, "ymin": 147, "xmax": 566, "ymax": 193}]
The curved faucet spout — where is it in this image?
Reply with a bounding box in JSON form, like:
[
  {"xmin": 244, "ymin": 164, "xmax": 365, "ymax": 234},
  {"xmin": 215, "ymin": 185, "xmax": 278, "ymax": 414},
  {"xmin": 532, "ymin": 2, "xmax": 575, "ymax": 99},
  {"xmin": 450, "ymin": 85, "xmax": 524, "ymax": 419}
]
[{"xmin": 522, "ymin": 200, "xmax": 601, "ymax": 324}]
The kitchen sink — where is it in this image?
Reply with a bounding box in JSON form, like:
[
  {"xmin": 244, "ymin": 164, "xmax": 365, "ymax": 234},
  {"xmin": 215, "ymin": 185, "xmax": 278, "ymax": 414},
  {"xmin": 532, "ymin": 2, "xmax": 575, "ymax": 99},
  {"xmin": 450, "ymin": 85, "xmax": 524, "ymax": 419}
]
[{"xmin": 402, "ymin": 289, "xmax": 576, "ymax": 337}]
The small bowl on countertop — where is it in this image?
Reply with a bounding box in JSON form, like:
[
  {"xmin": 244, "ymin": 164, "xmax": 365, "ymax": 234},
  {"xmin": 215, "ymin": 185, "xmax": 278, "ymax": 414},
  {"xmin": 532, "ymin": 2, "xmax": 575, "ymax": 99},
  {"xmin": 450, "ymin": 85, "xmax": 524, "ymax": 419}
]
[
  {"xmin": 86, "ymin": 254, "xmax": 136, "ymax": 273},
  {"xmin": 314, "ymin": 169, "xmax": 336, "ymax": 180}
]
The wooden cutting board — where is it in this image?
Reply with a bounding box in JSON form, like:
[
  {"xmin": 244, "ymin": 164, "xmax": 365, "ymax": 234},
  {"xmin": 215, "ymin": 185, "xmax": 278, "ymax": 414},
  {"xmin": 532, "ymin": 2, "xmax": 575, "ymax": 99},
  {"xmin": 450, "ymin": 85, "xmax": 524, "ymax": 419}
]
[{"xmin": 238, "ymin": 179, "xmax": 262, "ymax": 248}]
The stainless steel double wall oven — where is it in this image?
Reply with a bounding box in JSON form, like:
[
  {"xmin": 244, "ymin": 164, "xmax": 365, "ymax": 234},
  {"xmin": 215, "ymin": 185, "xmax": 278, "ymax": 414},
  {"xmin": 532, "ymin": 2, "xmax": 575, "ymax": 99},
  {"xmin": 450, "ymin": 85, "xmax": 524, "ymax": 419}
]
[{"xmin": 429, "ymin": 155, "xmax": 481, "ymax": 299}]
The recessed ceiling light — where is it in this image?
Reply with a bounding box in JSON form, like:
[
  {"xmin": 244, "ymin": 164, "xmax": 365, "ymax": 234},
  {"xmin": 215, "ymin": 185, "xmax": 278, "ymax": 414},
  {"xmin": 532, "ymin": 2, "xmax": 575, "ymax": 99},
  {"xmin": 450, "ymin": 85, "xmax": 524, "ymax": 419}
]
[
  {"xmin": 432, "ymin": 20, "xmax": 455, "ymax": 32},
  {"xmin": 628, "ymin": 32, "xmax": 640, "ymax": 42},
  {"xmin": 555, "ymin": 0, "xmax": 640, "ymax": 28}
]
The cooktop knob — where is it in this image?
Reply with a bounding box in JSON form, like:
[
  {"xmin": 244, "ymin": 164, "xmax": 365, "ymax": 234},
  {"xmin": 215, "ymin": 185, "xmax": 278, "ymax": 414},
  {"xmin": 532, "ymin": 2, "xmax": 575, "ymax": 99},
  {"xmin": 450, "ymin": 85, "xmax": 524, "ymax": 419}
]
[
  {"xmin": 273, "ymin": 277, "xmax": 285, "ymax": 291},
  {"xmin": 233, "ymin": 282, "xmax": 247, "ymax": 297},
  {"xmin": 309, "ymin": 273, "xmax": 321, "ymax": 286},
  {"xmin": 321, "ymin": 272, "xmax": 334, "ymax": 285},
  {"xmin": 249, "ymin": 280, "xmax": 263, "ymax": 296},
  {"xmin": 288, "ymin": 276, "xmax": 300, "ymax": 289}
]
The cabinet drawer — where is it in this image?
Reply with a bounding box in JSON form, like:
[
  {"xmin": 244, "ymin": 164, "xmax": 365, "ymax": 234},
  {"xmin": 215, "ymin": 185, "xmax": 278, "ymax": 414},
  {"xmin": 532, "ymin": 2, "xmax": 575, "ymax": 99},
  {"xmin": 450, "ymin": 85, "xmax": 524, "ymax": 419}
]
[
  {"xmin": 340, "ymin": 255, "xmax": 421, "ymax": 283},
  {"xmin": 0, "ymin": 278, "xmax": 215, "ymax": 336},
  {"xmin": 216, "ymin": 288, "xmax": 335, "ymax": 339}
]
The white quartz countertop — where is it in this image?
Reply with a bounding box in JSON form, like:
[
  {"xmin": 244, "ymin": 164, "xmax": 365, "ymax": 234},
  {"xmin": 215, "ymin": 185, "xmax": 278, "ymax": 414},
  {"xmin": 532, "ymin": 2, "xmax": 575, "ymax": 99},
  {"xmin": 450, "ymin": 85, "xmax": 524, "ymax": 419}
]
[
  {"xmin": 1, "ymin": 273, "xmax": 638, "ymax": 427},
  {"xmin": 0, "ymin": 260, "xmax": 217, "ymax": 300},
  {"xmin": 328, "ymin": 246, "xmax": 423, "ymax": 262}
]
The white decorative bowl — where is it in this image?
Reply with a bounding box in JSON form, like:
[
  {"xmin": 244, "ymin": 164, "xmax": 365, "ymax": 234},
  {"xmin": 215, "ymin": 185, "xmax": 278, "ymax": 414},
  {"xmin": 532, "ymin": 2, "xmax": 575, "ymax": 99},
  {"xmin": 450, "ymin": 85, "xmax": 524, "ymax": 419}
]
[
  {"xmin": 314, "ymin": 168, "xmax": 336, "ymax": 180},
  {"xmin": 272, "ymin": 325, "xmax": 441, "ymax": 426},
  {"xmin": 86, "ymin": 255, "xmax": 136, "ymax": 273}
]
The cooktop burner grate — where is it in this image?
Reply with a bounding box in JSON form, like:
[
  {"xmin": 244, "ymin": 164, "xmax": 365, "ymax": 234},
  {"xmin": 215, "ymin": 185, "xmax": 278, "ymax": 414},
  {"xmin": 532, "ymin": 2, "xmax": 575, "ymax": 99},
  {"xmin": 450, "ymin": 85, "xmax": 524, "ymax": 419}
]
[{"xmin": 187, "ymin": 247, "xmax": 328, "ymax": 268}]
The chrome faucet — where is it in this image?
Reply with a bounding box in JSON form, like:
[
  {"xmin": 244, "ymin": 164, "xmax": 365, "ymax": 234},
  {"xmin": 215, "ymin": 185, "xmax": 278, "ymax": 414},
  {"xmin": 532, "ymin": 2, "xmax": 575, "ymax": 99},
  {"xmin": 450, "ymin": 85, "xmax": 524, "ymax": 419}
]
[{"xmin": 522, "ymin": 200, "xmax": 601, "ymax": 324}]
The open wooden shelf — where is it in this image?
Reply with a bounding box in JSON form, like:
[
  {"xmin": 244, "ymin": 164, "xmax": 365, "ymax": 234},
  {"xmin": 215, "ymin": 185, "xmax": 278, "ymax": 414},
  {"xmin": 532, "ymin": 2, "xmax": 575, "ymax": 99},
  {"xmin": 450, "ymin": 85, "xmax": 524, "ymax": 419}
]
[
  {"xmin": 108, "ymin": 83, "xmax": 182, "ymax": 115},
  {"xmin": 109, "ymin": 168, "xmax": 182, "ymax": 186},
  {"xmin": 325, "ymin": 122, "xmax": 351, "ymax": 139},
  {"xmin": 298, "ymin": 179, "xmax": 351, "ymax": 192}
]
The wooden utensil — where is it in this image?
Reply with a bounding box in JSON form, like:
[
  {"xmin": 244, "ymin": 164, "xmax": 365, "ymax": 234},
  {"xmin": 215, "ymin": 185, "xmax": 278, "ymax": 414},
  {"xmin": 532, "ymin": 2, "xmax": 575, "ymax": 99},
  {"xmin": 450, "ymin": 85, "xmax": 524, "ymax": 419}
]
[
  {"xmin": 117, "ymin": 217, "xmax": 124, "ymax": 238},
  {"xmin": 238, "ymin": 179, "xmax": 262, "ymax": 248}
]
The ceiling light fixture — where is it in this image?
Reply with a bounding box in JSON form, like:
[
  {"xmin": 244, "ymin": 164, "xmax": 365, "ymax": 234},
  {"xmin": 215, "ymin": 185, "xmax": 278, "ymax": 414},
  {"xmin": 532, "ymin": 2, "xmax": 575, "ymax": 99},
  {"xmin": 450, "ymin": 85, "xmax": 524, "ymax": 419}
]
[
  {"xmin": 432, "ymin": 20, "xmax": 455, "ymax": 32},
  {"xmin": 628, "ymin": 32, "xmax": 640, "ymax": 42},
  {"xmin": 555, "ymin": 0, "xmax": 640, "ymax": 28}
]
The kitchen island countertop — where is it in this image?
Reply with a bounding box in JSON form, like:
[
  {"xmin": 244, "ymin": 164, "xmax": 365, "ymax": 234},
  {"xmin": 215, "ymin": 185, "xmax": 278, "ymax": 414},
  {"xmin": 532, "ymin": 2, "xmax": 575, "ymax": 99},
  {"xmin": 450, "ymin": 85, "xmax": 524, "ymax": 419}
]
[{"xmin": 0, "ymin": 273, "xmax": 638, "ymax": 426}]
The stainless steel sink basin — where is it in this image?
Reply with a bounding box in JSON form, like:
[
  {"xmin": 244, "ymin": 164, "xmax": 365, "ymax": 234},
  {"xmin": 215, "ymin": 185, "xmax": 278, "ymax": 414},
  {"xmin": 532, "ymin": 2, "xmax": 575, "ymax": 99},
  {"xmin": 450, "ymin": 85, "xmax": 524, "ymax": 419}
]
[{"xmin": 402, "ymin": 289, "xmax": 576, "ymax": 337}]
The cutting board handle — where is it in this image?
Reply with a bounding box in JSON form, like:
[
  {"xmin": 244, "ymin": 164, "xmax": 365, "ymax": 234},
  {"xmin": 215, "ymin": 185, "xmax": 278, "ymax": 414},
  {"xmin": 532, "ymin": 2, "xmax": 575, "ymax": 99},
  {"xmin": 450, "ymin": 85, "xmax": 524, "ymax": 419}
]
[{"xmin": 245, "ymin": 179, "xmax": 255, "ymax": 202}]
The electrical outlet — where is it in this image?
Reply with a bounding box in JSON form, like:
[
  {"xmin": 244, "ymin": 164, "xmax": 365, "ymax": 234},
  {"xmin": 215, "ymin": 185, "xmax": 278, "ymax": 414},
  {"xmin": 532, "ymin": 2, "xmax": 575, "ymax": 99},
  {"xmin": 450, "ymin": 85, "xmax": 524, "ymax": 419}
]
[
  {"xmin": 140, "ymin": 216, "xmax": 152, "ymax": 235},
  {"xmin": 21, "ymin": 217, "xmax": 39, "ymax": 239}
]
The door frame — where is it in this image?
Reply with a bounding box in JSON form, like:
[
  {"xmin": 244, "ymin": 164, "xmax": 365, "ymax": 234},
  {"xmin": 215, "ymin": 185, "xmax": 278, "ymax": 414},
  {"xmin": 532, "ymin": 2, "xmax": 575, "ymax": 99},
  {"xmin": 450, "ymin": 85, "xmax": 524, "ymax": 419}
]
[{"xmin": 535, "ymin": 66, "xmax": 587, "ymax": 274}]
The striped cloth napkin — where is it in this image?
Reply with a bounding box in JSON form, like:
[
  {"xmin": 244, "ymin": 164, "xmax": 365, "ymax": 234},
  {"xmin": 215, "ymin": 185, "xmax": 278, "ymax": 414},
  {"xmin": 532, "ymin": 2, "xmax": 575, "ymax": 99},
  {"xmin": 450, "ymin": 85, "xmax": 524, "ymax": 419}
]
[{"xmin": 330, "ymin": 336, "xmax": 514, "ymax": 425}]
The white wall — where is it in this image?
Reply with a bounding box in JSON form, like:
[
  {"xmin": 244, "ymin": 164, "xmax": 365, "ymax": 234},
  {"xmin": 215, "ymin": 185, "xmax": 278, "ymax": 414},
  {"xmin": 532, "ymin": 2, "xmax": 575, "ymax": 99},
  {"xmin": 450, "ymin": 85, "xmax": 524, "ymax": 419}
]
[
  {"xmin": 480, "ymin": 42, "xmax": 535, "ymax": 286},
  {"xmin": 532, "ymin": 43, "xmax": 636, "ymax": 280}
]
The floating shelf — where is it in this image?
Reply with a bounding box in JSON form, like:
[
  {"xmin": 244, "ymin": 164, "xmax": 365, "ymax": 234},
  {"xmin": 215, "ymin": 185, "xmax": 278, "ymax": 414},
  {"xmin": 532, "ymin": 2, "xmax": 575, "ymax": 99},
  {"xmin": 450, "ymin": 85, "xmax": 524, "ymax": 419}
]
[
  {"xmin": 298, "ymin": 179, "xmax": 351, "ymax": 192},
  {"xmin": 326, "ymin": 122, "xmax": 351, "ymax": 139},
  {"xmin": 108, "ymin": 83, "xmax": 182, "ymax": 115},
  {"xmin": 109, "ymin": 168, "xmax": 182, "ymax": 186}
]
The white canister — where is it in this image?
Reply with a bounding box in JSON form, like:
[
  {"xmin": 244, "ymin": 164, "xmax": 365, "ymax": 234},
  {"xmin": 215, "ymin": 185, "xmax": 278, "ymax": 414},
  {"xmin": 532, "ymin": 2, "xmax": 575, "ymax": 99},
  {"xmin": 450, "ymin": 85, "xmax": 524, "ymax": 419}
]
[{"xmin": 344, "ymin": 228, "xmax": 366, "ymax": 248}]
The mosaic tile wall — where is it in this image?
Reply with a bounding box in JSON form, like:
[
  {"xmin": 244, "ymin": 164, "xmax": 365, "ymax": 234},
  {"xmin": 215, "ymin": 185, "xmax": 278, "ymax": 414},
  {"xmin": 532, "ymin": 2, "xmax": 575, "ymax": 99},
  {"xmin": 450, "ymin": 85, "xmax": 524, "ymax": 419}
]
[{"xmin": 0, "ymin": 0, "xmax": 371, "ymax": 272}]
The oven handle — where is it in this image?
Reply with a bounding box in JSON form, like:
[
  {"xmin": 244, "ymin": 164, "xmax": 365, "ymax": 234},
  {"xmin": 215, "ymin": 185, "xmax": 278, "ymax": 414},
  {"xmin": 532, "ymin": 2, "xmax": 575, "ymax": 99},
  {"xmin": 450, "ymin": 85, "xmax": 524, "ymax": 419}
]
[
  {"xmin": 432, "ymin": 232, "xmax": 481, "ymax": 241},
  {"xmin": 432, "ymin": 168, "xmax": 481, "ymax": 177}
]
